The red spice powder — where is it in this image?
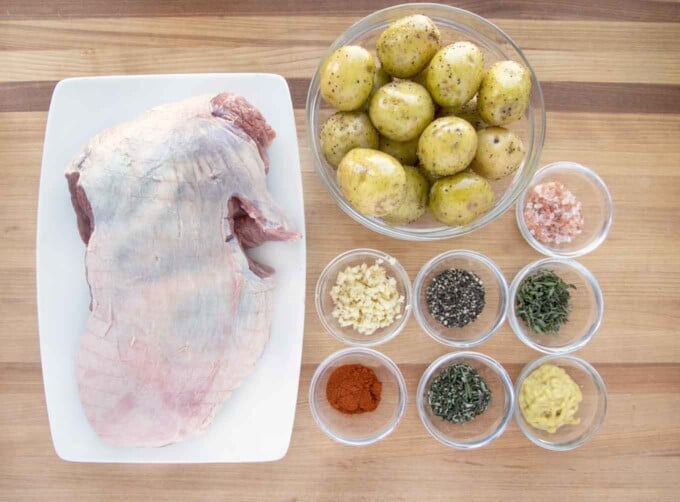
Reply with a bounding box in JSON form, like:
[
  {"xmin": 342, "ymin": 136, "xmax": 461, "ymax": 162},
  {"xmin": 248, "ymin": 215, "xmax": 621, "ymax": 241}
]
[{"xmin": 325, "ymin": 364, "xmax": 382, "ymax": 414}]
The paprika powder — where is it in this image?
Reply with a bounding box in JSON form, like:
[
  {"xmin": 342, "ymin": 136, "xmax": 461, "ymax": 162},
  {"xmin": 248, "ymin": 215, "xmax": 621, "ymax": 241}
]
[{"xmin": 326, "ymin": 364, "xmax": 382, "ymax": 414}]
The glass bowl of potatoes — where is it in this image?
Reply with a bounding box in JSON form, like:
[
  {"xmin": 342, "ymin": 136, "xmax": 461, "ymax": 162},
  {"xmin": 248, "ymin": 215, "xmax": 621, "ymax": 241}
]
[{"xmin": 306, "ymin": 3, "xmax": 546, "ymax": 241}]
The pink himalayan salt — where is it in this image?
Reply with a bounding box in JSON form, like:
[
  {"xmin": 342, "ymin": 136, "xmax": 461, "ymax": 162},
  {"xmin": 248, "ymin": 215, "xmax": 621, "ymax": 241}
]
[{"xmin": 524, "ymin": 181, "xmax": 584, "ymax": 245}]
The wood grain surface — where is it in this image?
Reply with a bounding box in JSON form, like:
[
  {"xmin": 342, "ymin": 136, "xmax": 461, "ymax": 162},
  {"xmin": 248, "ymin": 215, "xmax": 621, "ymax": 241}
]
[{"xmin": 1, "ymin": 1, "xmax": 679, "ymax": 500}]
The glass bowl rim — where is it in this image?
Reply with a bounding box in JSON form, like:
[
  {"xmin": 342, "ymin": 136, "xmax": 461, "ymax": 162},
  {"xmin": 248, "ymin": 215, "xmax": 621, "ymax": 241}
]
[
  {"xmin": 412, "ymin": 250, "xmax": 509, "ymax": 347},
  {"xmin": 515, "ymin": 161, "xmax": 614, "ymax": 258},
  {"xmin": 416, "ymin": 350, "xmax": 515, "ymax": 449},
  {"xmin": 305, "ymin": 2, "xmax": 547, "ymax": 241},
  {"xmin": 513, "ymin": 353, "xmax": 608, "ymax": 451},
  {"xmin": 308, "ymin": 347, "xmax": 408, "ymax": 446},
  {"xmin": 315, "ymin": 248, "xmax": 413, "ymax": 347},
  {"xmin": 508, "ymin": 257, "xmax": 604, "ymax": 354}
]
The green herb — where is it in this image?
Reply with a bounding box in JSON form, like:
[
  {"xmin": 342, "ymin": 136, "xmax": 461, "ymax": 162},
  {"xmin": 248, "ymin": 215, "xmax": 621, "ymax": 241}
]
[
  {"xmin": 428, "ymin": 362, "xmax": 492, "ymax": 424},
  {"xmin": 516, "ymin": 269, "xmax": 576, "ymax": 334}
]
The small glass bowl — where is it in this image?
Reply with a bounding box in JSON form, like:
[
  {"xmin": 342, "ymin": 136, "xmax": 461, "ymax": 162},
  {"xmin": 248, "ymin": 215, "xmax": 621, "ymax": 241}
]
[
  {"xmin": 509, "ymin": 258, "xmax": 604, "ymax": 354},
  {"xmin": 309, "ymin": 347, "xmax": 407, "ymax": 446},
  {"xmin": 315, "ymin": 248, "xmax": 412, "ymax": 347},
  {"xmin": 417, "ymin": 351, "xmax": 514, "ymax": 449},
  {"xmin": 516, "ymin": 161, "xmax": 613, "ymax": 258},
  {"xmin": 514, "ymin": 354, "xmax": 607, "ymax": 451},
  {"xmin": 413, "ymin": 250, "xmax": 508, "ymax": 347}
]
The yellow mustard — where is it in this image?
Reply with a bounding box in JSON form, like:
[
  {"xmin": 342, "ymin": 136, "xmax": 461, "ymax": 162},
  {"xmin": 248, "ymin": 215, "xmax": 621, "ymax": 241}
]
[{"xmin": 519, "ymin": 364, "xmax": 582, "ymax": 433}]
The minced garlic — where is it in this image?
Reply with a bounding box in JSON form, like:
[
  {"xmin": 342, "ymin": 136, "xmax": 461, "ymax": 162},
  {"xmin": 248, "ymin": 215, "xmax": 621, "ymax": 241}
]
[{"xmin": 330, "ymin": 261, "xmax": 404, "ymax": 335}]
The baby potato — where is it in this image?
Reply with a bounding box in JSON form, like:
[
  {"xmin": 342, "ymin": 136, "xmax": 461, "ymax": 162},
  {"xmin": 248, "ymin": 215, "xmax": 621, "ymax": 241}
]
[
  {"xmin": 383, "ymin": 165, "xmax": 430, "ymax": 225},
  {"xmin": 419, "ymin": 165, "xmax": 440, "ymax": 184},
  {"xmin": 411, "ymin": 67, "xmax": 429, "ymax": 87},
  {"xmin": 438, "ymin": 95, "xmax": 486, "ymax": 130},
  {"xmin": 363, "ymin": 66, "xmax": 392, "ymax": 110},
  {"xmin": 377, "ymin": 14, "xmax": 441, "ymax": 78},
  {"xmin": 320, "ymin": 111, "xmax": 379, "ymax": 167},
  {"xmin": 379, "ymin": 135, "xmax": 419, "ymax": 166},
  {"xmin": 429, "ymin": 172, "xmax": 495, "ymax": 226},
  {"xmin": 373, "ymin": 66, "xmax": 391, "ymax": 93},
  {"xmin": 336, "ymin": 148, "xmax": 406, "ymax": 217},
  {"xmin": 478, "ymin": 60, "xmax": 531, "ymax": 126},
  {"xmin": 369, "ymin": 81, "xmax": 435, "ymax": 141},
  {"xmin": 418, "ymin": 116, "xmax": 477, "ymax": 177},
  {"xmin": 321, "ymin": 45, "xmax": 376, "ymax": 111},
  {"xmin": 360, "ymin": 67, "xmax": 391, "ymax": 112},
  {"xmin": 471, "ymin": 127, "xmax": 525, "ymax": 180},
  {"xmin": 426, "ymin": 42, "xmax": 485, "ymax": 109}
]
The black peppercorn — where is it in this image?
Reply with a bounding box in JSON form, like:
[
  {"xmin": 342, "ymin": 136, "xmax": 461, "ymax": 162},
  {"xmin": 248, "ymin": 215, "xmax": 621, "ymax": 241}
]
[{"xmin": 426, "ymin": 269, "xmax": 485, "ymax": 328}]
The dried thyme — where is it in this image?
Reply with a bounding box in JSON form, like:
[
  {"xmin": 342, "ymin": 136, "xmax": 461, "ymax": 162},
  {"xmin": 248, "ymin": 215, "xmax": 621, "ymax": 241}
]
[{"xmin": 516, "ymin": 269, "xmax": 576, "ymax": 334}]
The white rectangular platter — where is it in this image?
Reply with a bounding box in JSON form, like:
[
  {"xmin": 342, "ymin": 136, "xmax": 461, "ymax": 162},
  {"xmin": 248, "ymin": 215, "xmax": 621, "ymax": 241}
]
[{"xmin": 36, "ymin": 73, "xmax": 306, "ymax": 463}]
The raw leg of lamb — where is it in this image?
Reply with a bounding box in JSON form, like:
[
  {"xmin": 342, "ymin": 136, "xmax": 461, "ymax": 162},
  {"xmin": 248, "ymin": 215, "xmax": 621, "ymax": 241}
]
[{"xmin": 65, "ymin": 93, "xmax": 299, "ymax": 447}]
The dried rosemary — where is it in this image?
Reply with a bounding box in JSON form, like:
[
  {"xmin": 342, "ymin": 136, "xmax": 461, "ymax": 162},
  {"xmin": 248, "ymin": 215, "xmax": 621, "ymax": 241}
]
[
  {"xmin": 428, "ymin": 362, "xmax": 492, "ymax": 424},
  {"xmin": 516, "ymin": 269, "xmax": 576, "ymax": 334}
]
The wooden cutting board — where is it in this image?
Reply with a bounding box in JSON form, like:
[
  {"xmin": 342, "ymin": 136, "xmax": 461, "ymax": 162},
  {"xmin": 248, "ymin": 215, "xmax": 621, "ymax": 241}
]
[{"xmin": 0, "ymin": 1, "xmax": 678, "ymax": 500}]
